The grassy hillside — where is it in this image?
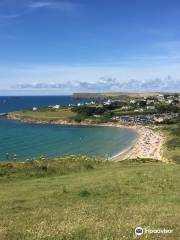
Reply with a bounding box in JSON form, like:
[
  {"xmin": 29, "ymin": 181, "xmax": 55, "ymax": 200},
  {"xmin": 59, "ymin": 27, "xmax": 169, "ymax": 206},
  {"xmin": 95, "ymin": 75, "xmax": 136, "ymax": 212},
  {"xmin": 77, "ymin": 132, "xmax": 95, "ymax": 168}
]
[
  {"xmin": 160, "ymin": 123, "xmax": 180, "ymax": 163},
  {"xmin": 0, "ymin": 157, "xmax": 179, "ymax": 240}
]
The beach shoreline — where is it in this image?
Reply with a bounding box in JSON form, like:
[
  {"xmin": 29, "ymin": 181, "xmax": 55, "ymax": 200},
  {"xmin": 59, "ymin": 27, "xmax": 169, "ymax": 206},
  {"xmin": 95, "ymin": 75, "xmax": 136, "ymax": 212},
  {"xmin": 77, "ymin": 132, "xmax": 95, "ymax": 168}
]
[
  {"xmin": 108, "ymin": 124, "xmax": 165, "ymax": 161},
  {"xmin": 6, "ymin": 113, "xmax": 165, "ymax": 161}
]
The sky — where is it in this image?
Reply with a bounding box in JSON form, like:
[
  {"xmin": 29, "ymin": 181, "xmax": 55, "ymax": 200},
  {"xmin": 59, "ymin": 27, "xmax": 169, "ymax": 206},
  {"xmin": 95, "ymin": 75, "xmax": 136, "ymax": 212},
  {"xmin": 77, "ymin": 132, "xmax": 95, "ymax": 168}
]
[{"xmin": 0, "ymin": 0, "xmax": 180, "ymax": 95}]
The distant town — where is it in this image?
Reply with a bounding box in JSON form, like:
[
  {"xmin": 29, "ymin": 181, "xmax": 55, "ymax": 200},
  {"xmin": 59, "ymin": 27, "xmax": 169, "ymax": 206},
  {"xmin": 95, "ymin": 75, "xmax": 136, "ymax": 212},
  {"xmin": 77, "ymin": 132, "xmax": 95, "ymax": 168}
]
[{"xmin": 26, "ymin": 93, "xmax": 180, "ymax": 126}]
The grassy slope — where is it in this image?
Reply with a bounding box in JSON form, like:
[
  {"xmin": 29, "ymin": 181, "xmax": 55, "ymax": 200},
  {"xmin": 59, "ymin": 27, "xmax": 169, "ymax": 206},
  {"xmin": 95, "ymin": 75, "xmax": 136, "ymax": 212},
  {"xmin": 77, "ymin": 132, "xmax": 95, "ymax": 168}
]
[
  {"xmin": 0, "ymin": 158, "xmax": 179, "ymax": 240},
  {"xmin": 159, "ymin": 123, "xmax": 180, "ymax": 163}
]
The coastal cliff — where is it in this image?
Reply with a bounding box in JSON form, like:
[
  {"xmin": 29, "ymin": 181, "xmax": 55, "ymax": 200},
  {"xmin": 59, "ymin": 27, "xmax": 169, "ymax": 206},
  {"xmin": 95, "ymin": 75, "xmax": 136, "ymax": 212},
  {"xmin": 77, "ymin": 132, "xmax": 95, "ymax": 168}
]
[{"xmin": 72, "ymin": 92, "xmax": 161, "ymax": 99}]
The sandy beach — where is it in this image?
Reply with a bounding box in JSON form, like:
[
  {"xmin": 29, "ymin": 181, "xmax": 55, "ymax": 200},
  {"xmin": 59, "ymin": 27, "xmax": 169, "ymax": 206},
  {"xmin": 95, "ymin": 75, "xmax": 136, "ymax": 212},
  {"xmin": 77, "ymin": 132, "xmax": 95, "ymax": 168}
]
[{"xmin": 108, "ymin": 124, "xmax": 165, "ymax": 161}]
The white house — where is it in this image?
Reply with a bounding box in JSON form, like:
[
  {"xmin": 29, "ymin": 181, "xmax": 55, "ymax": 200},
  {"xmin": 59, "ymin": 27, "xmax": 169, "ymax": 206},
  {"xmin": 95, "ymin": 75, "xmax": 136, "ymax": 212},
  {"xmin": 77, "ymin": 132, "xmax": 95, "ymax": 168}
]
[
  {"xmin": 134, "ymin": 108, "xmax": 144, "ymax": 112},
  {"xmin": 90, "ymin": 101, "xmax": 95, "ymax": 105},
  {"xmin": 166, "ymin": 99, "xmax": 173, "ymax": 104},
  {"xmin": 157, "ymin": 95, "xmax": 165, "ymax": 102},
  {"xmin": 154, "ymin": 116, "xmax": 164, "ymax": 123},
  {"xmin": 104, "ymin": 99, "xmax": 112, "ymax": 105},
  {"xmin": 146, "ymin": 106, "xmax": 155, "ymax": 110},
  {"xmin": 146, "ymin": 99, "xmax": 155, "ymax": 105},
  {"xmin": 121, "ymin": 106, "xmax": 130, "ymax": 110},
  {"xmin": 52, "ymin": 105, "xmax": 60, "ymax": 109}
]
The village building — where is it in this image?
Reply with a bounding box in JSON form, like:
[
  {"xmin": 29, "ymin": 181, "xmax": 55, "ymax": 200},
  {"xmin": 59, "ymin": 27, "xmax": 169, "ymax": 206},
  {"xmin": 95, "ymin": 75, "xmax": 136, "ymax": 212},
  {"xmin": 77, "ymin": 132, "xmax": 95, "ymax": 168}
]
[
  {"xmin": 157, "ymin": 95, "xmax": 165, "ymax": 102},
  {"xmin": 146, "ymin": 105, "xmax": 155, "ymax": 110},
  {"xmin": 52, "ymin": 105, "xmax": 60, "ymax": 109}
]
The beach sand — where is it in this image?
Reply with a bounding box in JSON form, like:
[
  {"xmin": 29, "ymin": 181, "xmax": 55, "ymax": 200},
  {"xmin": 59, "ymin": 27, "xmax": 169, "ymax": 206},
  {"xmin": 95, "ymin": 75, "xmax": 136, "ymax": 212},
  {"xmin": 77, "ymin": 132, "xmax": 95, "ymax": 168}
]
[{"xmin": 108, "ymin": 124, "xmax": 165, "ymax": 161}]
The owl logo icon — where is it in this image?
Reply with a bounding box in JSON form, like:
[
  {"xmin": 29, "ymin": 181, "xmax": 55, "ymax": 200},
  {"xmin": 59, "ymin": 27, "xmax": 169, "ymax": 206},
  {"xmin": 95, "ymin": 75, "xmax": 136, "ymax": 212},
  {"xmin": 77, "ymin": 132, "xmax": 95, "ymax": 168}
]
[{"xmin": 135, "ymin": 227, "xmax": 144, "ymax": 236}]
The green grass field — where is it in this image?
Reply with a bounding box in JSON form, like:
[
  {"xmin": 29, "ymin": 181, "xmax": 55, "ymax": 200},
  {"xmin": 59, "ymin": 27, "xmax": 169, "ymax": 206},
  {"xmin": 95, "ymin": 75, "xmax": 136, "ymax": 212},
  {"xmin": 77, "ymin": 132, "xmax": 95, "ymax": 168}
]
[
  {"xmin": 0, "ymin": 157, "xmax": 179, "ymax": 240},
  {"xmin": 9, "ymin": 108, "xmax": 76, "ymax": 122}
]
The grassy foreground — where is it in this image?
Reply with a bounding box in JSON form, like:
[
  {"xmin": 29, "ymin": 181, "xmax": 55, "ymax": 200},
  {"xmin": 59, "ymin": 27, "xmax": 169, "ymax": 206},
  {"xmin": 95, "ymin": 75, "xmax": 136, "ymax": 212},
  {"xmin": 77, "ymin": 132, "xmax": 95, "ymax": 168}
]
[{"xmin": 0, "ymin": 157, "xmax": 179, "ymax": 240}]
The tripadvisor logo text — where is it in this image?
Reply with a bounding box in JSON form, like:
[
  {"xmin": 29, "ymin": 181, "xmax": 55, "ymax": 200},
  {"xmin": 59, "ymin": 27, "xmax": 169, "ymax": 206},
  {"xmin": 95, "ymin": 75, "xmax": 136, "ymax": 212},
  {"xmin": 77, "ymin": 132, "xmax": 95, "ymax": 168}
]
[{"xmin": 135, "ymin": 226, "xmax": 173, "ymax": 236}]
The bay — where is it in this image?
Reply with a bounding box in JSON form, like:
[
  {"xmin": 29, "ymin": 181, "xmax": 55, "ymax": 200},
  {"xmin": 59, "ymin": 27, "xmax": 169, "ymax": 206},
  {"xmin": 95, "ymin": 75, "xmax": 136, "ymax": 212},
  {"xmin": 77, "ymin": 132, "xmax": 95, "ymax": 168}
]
[{"xmin": 0, "ymin": 96, "xmax": 137, "ymax": 160}]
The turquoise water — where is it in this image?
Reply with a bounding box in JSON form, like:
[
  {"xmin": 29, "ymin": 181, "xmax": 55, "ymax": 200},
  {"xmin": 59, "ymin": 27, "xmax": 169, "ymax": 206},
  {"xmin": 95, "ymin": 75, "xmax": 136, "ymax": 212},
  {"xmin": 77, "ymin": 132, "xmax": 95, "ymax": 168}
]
[{"xmin": 0, "ymin": 119, "xmax": 137, "ymax": 160}]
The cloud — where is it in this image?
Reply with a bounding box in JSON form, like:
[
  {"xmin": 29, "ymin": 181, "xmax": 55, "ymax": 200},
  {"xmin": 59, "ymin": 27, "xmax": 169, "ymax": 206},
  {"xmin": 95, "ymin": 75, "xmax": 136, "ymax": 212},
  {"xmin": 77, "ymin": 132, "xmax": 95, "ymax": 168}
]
[
  {"xmin": 0, "ymin": 1, "xmax": 80, "ymax": 23},
  {"xmin": 16, "ymin": 82, "xmax": 67, "ymax": 89},
  {"xmin": 77, "ymin": 77, "xmax": 180, "ymax": 92},
  {"xmin": 29, "ymin": 2, "xmax": 53, "ymax": 8},
  {"xmin": 0, "ymin": 0, "xmax": 27, "ymax": 21},
  {"xmin": 14, "ymin": 76, "xmax": 180, "ymax": 93},
  {"xmin": 116, "ymin": 77, "xmax": 180, "ymax": 92},
  {"xmin": 29, "ymin": 1, "xmax": 80, "ymax": 12},
  {"xmin": 0, "ymin": 14, "xmax": 21, "ymax": 19}
]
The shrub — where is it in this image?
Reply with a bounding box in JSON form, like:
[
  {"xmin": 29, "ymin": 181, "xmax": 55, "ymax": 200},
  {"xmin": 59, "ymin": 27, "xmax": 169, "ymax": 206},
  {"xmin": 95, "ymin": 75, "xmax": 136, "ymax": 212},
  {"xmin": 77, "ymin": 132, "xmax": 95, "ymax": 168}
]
[{"xmin": 79, "ymin": 190, "xmax": 90, "ymax": 197}]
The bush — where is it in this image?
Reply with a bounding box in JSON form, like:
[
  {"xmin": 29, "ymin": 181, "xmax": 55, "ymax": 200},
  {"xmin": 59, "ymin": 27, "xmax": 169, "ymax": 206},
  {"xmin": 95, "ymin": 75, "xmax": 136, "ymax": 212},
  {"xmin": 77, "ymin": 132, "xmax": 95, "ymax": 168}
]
[
  {"xmin": 72, "ymin": 106, "xmax": 106, "ymax": 116},
  {"xmin": 72, "ymin": 115, "xmax": 84, "ymax": 123},
  {"xmin": 0, "ymin": 156, "xmax": 107, "ymax": 179},
  {"xmin": 79, "ymin": 190, "xmax": 90, "ymax": 197}
]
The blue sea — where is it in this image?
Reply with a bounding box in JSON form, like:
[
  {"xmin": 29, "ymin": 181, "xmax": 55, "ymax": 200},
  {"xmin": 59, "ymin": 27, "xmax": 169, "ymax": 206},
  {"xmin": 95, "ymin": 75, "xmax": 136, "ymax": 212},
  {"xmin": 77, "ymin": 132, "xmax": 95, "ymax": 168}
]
[{"xmin": 0, "ymin": 96, "xmax": 137, "ymax": 160}]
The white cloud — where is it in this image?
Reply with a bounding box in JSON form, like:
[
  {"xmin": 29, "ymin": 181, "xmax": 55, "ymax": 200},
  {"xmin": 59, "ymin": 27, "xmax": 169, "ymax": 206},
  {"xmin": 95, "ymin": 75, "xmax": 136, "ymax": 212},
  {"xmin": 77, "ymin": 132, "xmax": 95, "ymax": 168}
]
[
  {"xmin": 29, "ymin": 2, "xmax": 53, "ymax": 8},
  {"xmin": 29, "ymin": 1, "xmax": 80, "ymax": 12},
  {"xmin": 0, "ymin": 1, "xmax": 80, "ymax": 23},
  {"xmin": 14, "ymin": 76, "xmax": 180, "ymax": 93},
  {"xmin": 0, "ymin": 14, "xmax": 21, "ymax": 19}
]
